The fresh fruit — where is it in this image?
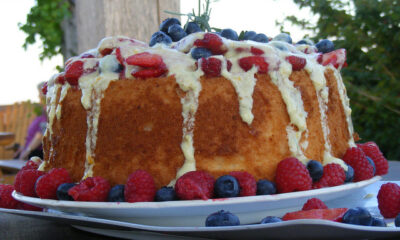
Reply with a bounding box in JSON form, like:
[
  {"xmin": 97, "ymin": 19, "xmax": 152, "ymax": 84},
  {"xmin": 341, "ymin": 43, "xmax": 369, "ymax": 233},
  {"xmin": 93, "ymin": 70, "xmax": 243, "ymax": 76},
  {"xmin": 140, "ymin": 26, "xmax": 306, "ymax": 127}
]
[
  {"xmin": 283, "ymin": 208, "xmax": 348, "ymax": 222},
  {"xmin": 214, "ymin": 175, "xmax": 240, "ymax": 198},
  {"xmin": 250, "ymin": 47, "xmax": 264, "ymax": 55},
  {"xmin": 132, "ymin": 65, "xmax": 167, "ymax": 78},
  {"xmin": 345, "ymin": 165, "xmax": 354, "ymax": 182},
  {"xmin": 107, "ymin": 184, "xmax": 125, "ymax": 202},
  {"xmin": 366, "ymin": 156, "xmax": 376, "ymax": 175},
  {"xmin": 297, "ymin": 39, "xmax": 314, "ymax": 45},
  {"xmin": 185, "ymin": 21, "xmax": 201, "ymax": 34},
  {"xmin": 55, "ymin": 73, "xmax": 66, "ymax": 84},
  {"xmin": 286, "ymin": 56, "xmax": 307, "ymax": 71},
  {"xmin": 395, "ymin": 213, "xmax": 400, "ymax": 227},
  {"xmin": 126, "ymin": 52, "xmax": 163, "ymax": 68},
  {"xmin": 167, "ymin": 24, "xmax": 187, "ymax": 41},
  {"xmin": 155, "ymin": 186, "xmax": 177, "ymax": 202},
  {"xmin": 21, "ymin": 158, "xmax": 42, "ymax": 171},
  {"xmin": 68, "ymin": 176, "xmax": 111, "ymax": 202},
  {"xmin": 371, "ymin": 217, "xmax": 387, "ymax": 227},
  {"xmin": 160, "ymin": 18, "xmax": 181, "ymax": 33},
  {"xmin": 56, "ymin": 183, "xmax": 76, "ymax": 201},
  {"xmin": 35, "ymin": 168, "xmax": 72, "ymax": 199},
  {"xmin": 271, "ymin": 42, "xmax": 289, "ymax": 51},
  {"xmin": 273, "ymin": 33, "xmax": 292, "ymax": 43},
  {"xmin": 149, "ymin": 31, "xmax": 172, "ymax": 47},
  {"xmin": 18, "ymin": 202, "xmax": 42, "ymax": 211},
  {"xmin": 220, "ymin": 28, "xmax": 238, "ymax": 41},
  {"xmin": 205, "ymin": 210, "xmax": 240, "ymax": 227},
  {"xmin": 342, "ymin": 147, "xmax": 374, "ymax": 182},
  {"xmin": 342, "ymin": 207, "xmax": 373, "ymax": 226},
  {"xmin": 306, "ymin": 160, "xmax": 324, "ymax": 182},
  {"xmin": 315, "ymin": 39, "xmax": 335, "ymax": 53},
  {"xmin": 275, "ymin": 157, "xmax": 312, "ymax": 193},
  {"xmin": 0, "ymin": 185, "xmax": 19, "ymax": 209},
  {"xmin": 252, "ymin": 33, "xmax": 269, "ymax": 43},
  {"xmin": 243, "ymin": 31, "xmax": 257, "ymax": 40},
  {"xmin": 229, "ymin": 171, "xmax": 257, "ymax": 196},
  {"xmin": 260, "ymin": 216, "xmax": 282, "ymax": 224},
  {"xmin": 14, "ymin": 169, "xmax": 45, "ymax": 197},
  {"xmin": 124, "ymin": 170, "xmax": 156, "ymax": 203},
  {"xmin": 191, "ymin": 47, "xmax": 212, "ymax": 60},
  {"xmin": 357, "ymin": 141, "xmax": 388, "ymax": 176},
  {"xmin": 80, "ymin": 53, "xmax": 95, "ymax": 58},
  {"xmin": 312, "ymin": 163, "xmax": 346, "ymax": 189},
  {"xmin": 175, "ymin": 171, "xmax": 215, "ymax": 200},
  {"xmin": 302, "ymin": 198, "xmax": 328, "ymax": 211},
  {"xmin": 320, "ymin": 48, "xmax": 346, "ymax": 69},
  {"xmin": 377, "ymin": 182, "xmax": 400, "ymax": 218},
  {"xmin": 64, "ymin": 60, "xmax": 84, "ymax": 86},
  {"xmin": 194, "ymin": 33, "xmax": 227, "ymax": 55},
  {"xmin": 238, "ymin": 56, "xmax": 269, "ymax": 73},
  {"xmin": 41, "ymin": 82, "xmax": 48, "ymax": 95},
  {"xmin": 256, "ymin": 179, "xmax": 276, "ymax": 195},
  {"xmin": 200, "ymin": 57, "xmax": 222, "ymax": 77}
]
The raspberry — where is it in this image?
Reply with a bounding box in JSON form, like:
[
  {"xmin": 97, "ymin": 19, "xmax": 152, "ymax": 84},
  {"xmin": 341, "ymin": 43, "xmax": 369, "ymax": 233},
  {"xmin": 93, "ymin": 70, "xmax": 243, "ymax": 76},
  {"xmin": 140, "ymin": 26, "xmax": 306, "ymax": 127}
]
[
  {"xmin": 65, "ymin": 60, "xmax": 84, "ymax": 86},
  {"xmin": 377, "ymin": 182, "xmax": 400, "ymax": 218},
  {"xmin": 18, "ymin": 202, "xmax": 42, "ymax": 211},
  {"xmin": 126, "ymin": 52, "xmax": 163, "ymax": 68},
  {"xmin": 124, "ymin": 170, "xmax": 156, "ymax": 203},
  {"xmin": 68, "ymin": 176, "xmax": 111, "ymax": 202},
  {"xmin": 175, "ymin": 171, "xmax": 215, "ymax": 200},
  {"xmin": 21, "ymin": 158, "xmax": 42, "ymax": 171},
  {"xmin": 275, "ymin": 157, "xmax": 312, "ymax": 193},
  {"xmin": 35, "ymin": 168, "xmax": 72, "ymax": 199},
  {"xmin": 302, "ymin": 198, "xmax": 328, "ymax": 211},
  {"xmin": 312, "ymin": 163, "xmax": 345, "ymax": 189},
  {"xmin": 283, "ymin": 208, "xmax": 348, "ymax": 222},
  {"xmin": 286, "ymin": 56, "xmax": 306, "ymax": 71},
  {"xmin": 194, "ymin": 33, "xmax": 227, "ymax": 55},
  {"xmin": 342, "ymin": 147, "xmax": 374, "ymax": 182},
  {"xmin": 357, "ymin": 142, "xmax": 388, "ymax": 176},
  {"xmin": 201, "ymin": 57, "xmax": 222, "ymax": 77},
  {"xmin": 14, "ymin": 169, "xmax": 45, "ymax": 197},
  {"xmin": 229, "ymin": 171, "xmax": 256, "ymax": 196},
  {"xmin": 0, "ymin": 185, "xmax": 19, "ymax": 209},
  {"xmin": 238, "ymin": 56, "xmax": 269, "ymax": 73}
]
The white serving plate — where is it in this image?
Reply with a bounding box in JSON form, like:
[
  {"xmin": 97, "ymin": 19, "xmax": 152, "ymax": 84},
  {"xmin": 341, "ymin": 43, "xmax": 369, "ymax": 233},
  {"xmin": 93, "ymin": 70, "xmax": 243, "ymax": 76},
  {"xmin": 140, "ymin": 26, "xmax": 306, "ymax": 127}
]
[{"xmin": 12, "ymin": 176, "xmax": 381, "ymax": 226}]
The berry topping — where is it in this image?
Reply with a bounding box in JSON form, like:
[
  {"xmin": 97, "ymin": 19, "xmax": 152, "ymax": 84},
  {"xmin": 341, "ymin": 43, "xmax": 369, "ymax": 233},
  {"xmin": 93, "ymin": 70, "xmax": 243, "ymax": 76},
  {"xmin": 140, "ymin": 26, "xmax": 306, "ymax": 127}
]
[
  {"xmin": 271, "ymin": 42, "xmax": 289, "ymax": 51},
  {"xmin": 194, "ymin": 33, "xmax": 227, "ymax": 55},
  {"xmin": 0, "ymin": 185, "xmax": 19, "ymax": 209},
  {"xmin": 315, "ymin": 39, "xmax": 335, "ymax": 53},
  {"xmin": 342, "ymin": 207, "xmax": 373, "ymax": 226},
  {"xmin": 297, "ymin": 39, "xmax": 314, "ymax": 45},
  {"xmin": 175, "ymin": 171, "xmax": 215, "ymax": 200},
  {"xmin": 14, "ymin": 169, "xmax": 45, "ymax": 197},
  {"xmin": 275, "ymin": 157, "xmax": 312, "ymax": 193},
  {"xmin": 229, "ymin": 171, "xmax": 257, "ymax": 196},
  {"xmin": 132, "ymin": 65, "xmax": 167, "ymax": 78},
  {"xmin": 273, "ymin": 33, "xmax": 292, "ymax": 44},
  {"xmin": 345, "ymin": 165, "xmax": 354, "ymax": 182},
  {"xmin": 124, "ymin": 170, "xmax": 156, "ymax": 203},
  {"xmin": 252, "ymin": 33, "xmax": 269, "ymax": 43},
  {"xmin": 205, "ymin": 210, "xmax": 240, "ymax": 227},
  {"xmin": 168, "ymin": 24, "xmax": 187, "ymax": 42},
  {"xmin": 68, "ymin": 176, "xmax": 111, "ymax": 202},
  {"xmin": 395, "ymin": 214, "xmax": 400, "ymax": 227},
  {"xmin": 371, "ymin": 217, "xmax": 387, "ymax": 227},
  {"xmin": 35, "ymin": 168, "xmax": 72, "ymax": 199},
  {"xmin": 18, "ymin": 202, "xmax": 42, "ymax": 211},
  {"xmin": 56, "ymin": 183, "xmax": 76, "ymax": 201},
  {"xmin": 250, "ymin": 47, "xmax": 264, "ymax": 55},
  {"xmin": 65, "ymin": 60, "xmax": 84, "ymax": 86},
  {"xmin": 214, "ymin": 175, "xmax": 240, "ymax": 198},
  {"xmin": 81, "ymin": 53, "xmax": 96, "ymax": 58},
  {"xmin": 107, "ymin": 184, "xmax": 125, "ymax": 202},
  {"xmin": 155, "ymin": 186, "xmax": 177, "ymax": 202},
  {"xmin": 256, "ymin": 179, "xmax": 277, "ymax": 195},
  {"xmin": 191, "ymin": 47, "xmax": 212, "ymax": 60},
  {"xmin": 357, "ymin": 141, "xmax": 388, "ymax": 176},
  {"xmin": 286, "ymin": 56, "xmax": 307, "ymax": 71},
  {"xmin": 342, "ymin": 147, "xmax": 374, "ymax": 182},
  {"xmin": 242, "ymin": 31, "xmax": 257, "ymax": 40},
  {"xmin": 260, "ymin": 216, "xmax": 282, "ymax": 224},
  {"xmin": 320, "ymin": 48, "xmax": 346, "ymax": 69},
  {"xmin": 41, "ymin": 82, "xmax": 48, "ymax": 95},
  {"xmin": 160, "ymin": 18, "xmax": 181, "ymax": 33},
  {"xmin": 366, "ymin": 156, "xmax": 376, "ymax": 175},
  {"xmin": 185, "ymin": 21, "xmax": 201, "ymax": 34},
  {"xmin": 283, "ymin": 208, "xmax": 348, "ymax": 222},
  {"xmin": 55, "ymin": 73, "xmax": 65, "ymax": 84},
  {"xmin": 200, "ymin": 57, "xmax": 222, "ymax": 77},
  {"xmin": 306, "ymin": 160, "xmax": 324, "ymax": 182},
  {"xmin": 220, "ymin": 28, "xmax": 238, "ymax": 41},
  {"xmin": 21, "ymin": 158, "xmax": 42, "ymax": 171},
  {"xmin": 149, "ymin": 31, "xmax": 172, "ymax": 47},
  {"xmin": 302, "ymin": 198, "xmax": 328, "ymax": 211},
  {"xmin": 377, "ymin": 182, "xmax": 400, "ymax": 218},
  {"xmin": 312, "ymin": 163, "xmax": 346, "ymax": 189},
  {"xmin": 126, "ymin": 52, "xmax": 163, "ymax": 68},
  {"xmin": 238, "ymin": 56, "xmax": 269, "ymax": 73}
]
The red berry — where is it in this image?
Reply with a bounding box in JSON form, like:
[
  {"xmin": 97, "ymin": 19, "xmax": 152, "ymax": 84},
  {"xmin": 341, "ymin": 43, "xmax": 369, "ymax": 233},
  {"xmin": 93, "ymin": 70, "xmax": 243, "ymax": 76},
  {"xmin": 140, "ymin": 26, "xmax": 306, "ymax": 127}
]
[
  {"xmin": 229, "ymin": 171, "xmax": 256, "ymax": 196},
  {"xmin": 14, "ymin": 169, "xmax": 45, "ymax": 197},
  {"xmin": 312, "ymin": 163, "xmax": 345, "ymax": 189},
  {"xmin": 80, "ymin": 53, "xmax": 95, "ymax": 58},
  {"xmin": 35, "ymin": 168, "xmax": 72, "ymax": 199},
  {"xmin": 41, "ymin": 82, "xmax": 48, "ymax": 95},
  {"xmin": 342, "ymin": 147, "xmax": 374, "ymax": 182},
  {"xmin": 320, "ymin": 49, "xmax": 346, "ymax": 69},
  {"xmin": 21, "ymin": 158, "xmax": 42, "ymax": 171},
  {"xmin": 68, "ymin": 176, "xmax": 111, "ymax": 202},
  {"xmin": 65, "ymin": 60, "xmax": 84, "ymax": 86},
  {"xmin": 377, "ymin": 182, "xmax": 400, "ymax": 218},
  {"xmin": 201, "ymin": 57, "xmax": 222, "ymax": 77},
  {"xmin": 18, "ymin": 202, "xmax": 42, "ymax": 211},
  {"xmin": 194, "ymin": 33, "xmax": 227, "ymax": 55},
  {"xmin": 227, "ymin": 60, "xmax": 232, "ymax": 71},
  {"xmin": 302, "ymin": 198, "xmax": 328, "ymax": 211},
  {"xmin": 357, "ymin": 142, "xmax": 388, "ymax": 176},
  {"xmin": 55, "ymin": 73, "xmax": 66, "ymax": 85},
  {"xmin": 0, "ymin": 185, "xmax": 19, "ymax": 209},
  {"xmin": 175, "ymin": 171, "xmax": 215, "ymax": 200},
  {"xmin": 238, "ymin": 56, "xmax": 269, "ymax": 73},
  {"xmin": 250, "ymin": 47, "xmax": 264, "ymax": 55},
  {"xmin": 100, "ymin": 48, "xmax": 114, "ymax": 56},
  {"xmin": 131, "ymin": 63, "xmax": 167, "ymax": 78},
  {"xmin": 124, "ymin": 170, "xmax": 156, "ymax": 203},
  {"xmin": 126, "ymin": 52, "xmax": 163, "ymax": 68},
  {"xmin": 275, "ymin": 157, "xmax": 312, "ymax": 193},
  {"xmin": 286, "ymin": 56, "xmax": 306, "ymax": 71},
  {"xmin": 115, "ymin": 47, "xmax": 125, "ymax": 64},
  {"xmin": 283, "ymin": 208, "xmax": 348, "ymax": 222}
]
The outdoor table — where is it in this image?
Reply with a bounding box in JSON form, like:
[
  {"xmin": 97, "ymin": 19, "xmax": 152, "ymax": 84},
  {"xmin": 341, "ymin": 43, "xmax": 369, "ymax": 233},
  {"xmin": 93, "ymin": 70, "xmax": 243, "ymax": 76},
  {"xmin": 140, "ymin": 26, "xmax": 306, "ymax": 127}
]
[
  {"xmin": 0, "ymin": 132, "xmax": 15, "ymax": 146},
  {"xmin": 1, "ymin": 161, "xmax": 400, "ymax": 240}
]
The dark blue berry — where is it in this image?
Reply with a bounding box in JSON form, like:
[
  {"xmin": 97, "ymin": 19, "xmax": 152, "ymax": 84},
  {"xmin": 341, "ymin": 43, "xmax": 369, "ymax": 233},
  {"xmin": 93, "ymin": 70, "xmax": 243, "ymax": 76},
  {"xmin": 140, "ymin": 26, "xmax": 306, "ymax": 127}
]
[
  {"xmin": 395, "ymin": 213, "xmax": 400, "ymax": 227},
  {"xmin": 155, "ymin": 186, "xmax": 177, "ymax": 201},
  {"xmin": 315, "ymin": 39, "xmax": 335, "ymax": 53},
  {"xmin": 256, "ymin": 180, "xmax": 276, "ymax": 195},
  {"xmin": 160, "ymin": 18, "xmax": 181, "ymax": 33},
  {"xmin": 260, "ymin": 216, "xmax": 282, "ymax": 224},
  {"xmin": 366, "ymin": 156, "xmax": 376, "ymax": 175},
  {"xmin": 168, "ymin": 24, "xmax": 187, "ymax": 42},
  {"xmin": 307, "ymin": 160, "xmax": 324, "ymax": 182},
  {"xmin": 371, "ymin": 217, "xmax": 387, "ymax": 227},
  {"xmin": 345, "ymin": 165, "xmax": 354, "ymax": 182},
  {"xmin": 342, "ymin": 207, "xmax": 373, "ymax": 226},
  {"xmin": 190, "ymin": 47, "xmax": 212, "ymax": 60},
  {"xmin": 297, "ymin": 39, "xmax": 314, "ymax": 45},
  {"xmin": 107, "ymin": 184, "xmax": 125, "ymax": 202},
  {"xmin": 214, "ymin": 175, "xmax": 240, "ymax": 198},
  {"xmin": 56, "ymin": 183, "xmax": 76, "ymax": 201},
  {"xmin": 252, "ymin": 33, "xmax": 269, "ymax": 43},
  {"xmin": 205, "ymin": 210, "xmax": 240, "ymax": 227},
  {"xmin": 273, "ymin": 33, "xmax": 292, "ymax": 43},
  {"xmin": 185, "ymin": 22, "xmax": 202, "ymax": 34},
  {"xmin": 149, "ymin": 31, "xmax": 172, "ymax": 47},
  {"xmin": 243, "ymin": 31, "xmax": 257, "ymax": 40},
  {"xmin": 220, "ymin": 28, "xmax": 238, "ymax": 41}
]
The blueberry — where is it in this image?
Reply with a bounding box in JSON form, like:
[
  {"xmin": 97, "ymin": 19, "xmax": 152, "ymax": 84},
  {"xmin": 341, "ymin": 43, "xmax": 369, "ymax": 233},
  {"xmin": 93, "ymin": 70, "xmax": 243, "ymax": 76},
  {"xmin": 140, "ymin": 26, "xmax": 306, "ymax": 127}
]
[
  {"xmin": 252, "ymin": 33, "xmax": 269, "ymax": 43},
  {"xmin": 185, "ymin": 21, "xmax": 202, "ymax": 34},
  {"xmin": 315, "ymin": 39, "xmax": 335, "ymax": 53},
  {"xmin": 345, "ymin": 165, "xmax": 354, "ymax": 182},
  {"xmin": 56, "ymin": 183, "xmax": 76, "ymax": 201},
  {"xmin": 243, "ymin": 31, "xmax": 257, "ymax": 40},
  {"xmin": 256, "ymin": 180, "xmax": 276, "ymax": 195},
  {"xmin": 205, "ymin": 210, "xmax": 240, "ymax": 227},
  {"xmin": 273, "ymin": 33, "xmax": 292, "ymax": 44},
  {"xmin": 260, "ymin": 216, "xmax": 282, "ymax": 224},
  {"xmin": 342, "ymin": 207, "xmax": 373, "ymax": 226},
  {"xmin": 395, "ymin": 213, "xmax": 400, "ymax": 227},
  {"xmin": 190, "ymin": 47, "xmax": 212, "ymax": 60},
  {"xmin": 220, "ymin": 28, "xmax": 238, "ymax": 41},
  {"xmin": 107, "ymin": 184, "xmax": 125, "ymax": 202},
  {"xmin": 155, "ymin": 186, "xmax": 177, "ymax": 201},
  {"xmin": 270, "ymin": 42, "xmax": 288, "ymax": 51},
  {"xmin": 297, "ymin": 39, "xmax": 314, "ymax": 45},
  {"xmin": 371, "ymin": 217, "xmax": 387, "ymax": 227},
  {"xmin": 214, "ymin": 175, "xmax": 240, "ymax": 198},
  {"xmin": 306, "ymin": 160, "xmax": 324, "ymax": 182},
  {"xmin": 99, "ymin": 55, "xmax": 123, "ymax": 73},
  {"xmin": 149, "ymin": 31, "xmax": 172, "ymax": 47},
  {"xmin": 167, "ymin": 24, "xmax": 187, "ymax": 42},
  {"xmin": 366, "ymin": 156, "xmax": 376, "ymax": 175},
  {"xmin": 160, "ymin": 18, "xmax": 181, "ymax": 33}
]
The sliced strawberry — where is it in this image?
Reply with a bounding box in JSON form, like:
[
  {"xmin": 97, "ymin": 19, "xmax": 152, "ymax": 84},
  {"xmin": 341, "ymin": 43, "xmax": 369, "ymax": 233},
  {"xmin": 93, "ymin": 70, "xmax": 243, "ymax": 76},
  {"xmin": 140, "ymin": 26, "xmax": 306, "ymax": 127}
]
[
  {"xmin": 115, "ymin": 48, "xmax": 125, "ymax": 64},
  {"xmin": 194, "ymin": 33, "xmax": 227, "ymax": 55},
  {"xmin": 131, "ymin": 63, "xmax": 167, "ymax": 78},
  {"xmin": 55, "ymin": 73, "xmax": 65, "ymax": 84},
  {"xmin": 100, "ymin": 48, "xmax": 114, "ymax": 56},
  {"xmin": 321, "ymin": 49, "xmax": 346, "ymax": 69},
  {"xmin": 126, "ymin": 52, "xmax": 163, "ymax": 68},
  {"xmin": 238, "ymin": 56, "xmax": 269, "ymax": 73},
  {"xmin": 65, "ymin": 60, "xmax": 84, "ymax": 86},
  {"xmin": 286, "ymin": 56, "xmax": 307, "ymax": 71},
  {"xmin": 282, "ymin": 208, "xmax": 348, "ymax": 222},
  {"xmin": 250, "ymin": 47, "xmax": 264, "ymax": 55},
  {"xmin": 201, "ymin": 57, "xmax": 222, "ymax": 77}
]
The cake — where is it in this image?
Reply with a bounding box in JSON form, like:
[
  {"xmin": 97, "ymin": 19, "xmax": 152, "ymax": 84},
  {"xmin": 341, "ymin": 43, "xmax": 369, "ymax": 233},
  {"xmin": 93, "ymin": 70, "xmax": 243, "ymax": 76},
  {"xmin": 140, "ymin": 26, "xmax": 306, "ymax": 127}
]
[{"xmin": 40, "ymin": 30, "xmax": 355, "ymax": 188}]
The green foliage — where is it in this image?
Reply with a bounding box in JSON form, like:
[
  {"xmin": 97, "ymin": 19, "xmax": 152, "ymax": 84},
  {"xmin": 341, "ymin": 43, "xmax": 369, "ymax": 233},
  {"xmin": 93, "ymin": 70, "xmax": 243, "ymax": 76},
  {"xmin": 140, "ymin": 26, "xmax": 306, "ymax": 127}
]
[
  {"xmin": 280, "ymin": 0, "xmax": 400, "ymax": 159},
  {"xmin": 19, "ymin": 0, "xmax": 71, "ymax": 61}
]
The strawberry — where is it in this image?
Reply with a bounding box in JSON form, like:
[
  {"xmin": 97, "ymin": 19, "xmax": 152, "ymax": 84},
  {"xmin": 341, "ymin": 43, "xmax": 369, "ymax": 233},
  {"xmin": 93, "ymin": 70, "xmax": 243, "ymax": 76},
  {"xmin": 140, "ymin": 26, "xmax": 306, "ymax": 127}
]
[
  {"xmin": 286, "ymin": 56, "xmax": 307, "ymax": 71},
  {"xmin": 126, "ymin": 52, "xmax": 163, "ymax": 68},
  {"xmin": 131, "ymin": 63, "xmax": 167, "ymax": 78},
  {"xmin": 100, "ymin": 48, "xmax": 114, "ymax": 56},
  {"xmin": 194, "ymin": 33, "xmax": 227, "ymax": 55},
  {"xmin": 282, "ymin": 208, "xmax": 348, "ymax": 222},
  {"xmin": 320, "ymin": 49, "xmax": 346, "ymax": 69},
  {"xmin": 65, "ymin": 60, "xmax": 84, "ymax": 86},
  {"xmin": 250, "ymin": 47, "xmax": 264, "ymax": 55},
  {"xmin": 357, "ymin": 142, "xmax": 388, "ymax": 176},
  {"xmin": 238, "ymin": 56, "xmax": 269, "ymax": 73},
  {"xmin": 55, "ymin": 73, "xmax": 66, "ymax": 84},
  {"xmin": 115, "ymin": 47, "xmax": 125, "ymax": 65}
]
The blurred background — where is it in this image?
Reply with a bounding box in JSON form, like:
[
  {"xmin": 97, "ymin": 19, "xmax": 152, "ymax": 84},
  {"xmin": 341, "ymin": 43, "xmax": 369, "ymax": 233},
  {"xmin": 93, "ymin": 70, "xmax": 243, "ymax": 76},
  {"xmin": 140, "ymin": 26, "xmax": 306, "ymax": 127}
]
[{"xmin": 0, "ymin": 0, "xmax": 399, "ymax": 161}]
